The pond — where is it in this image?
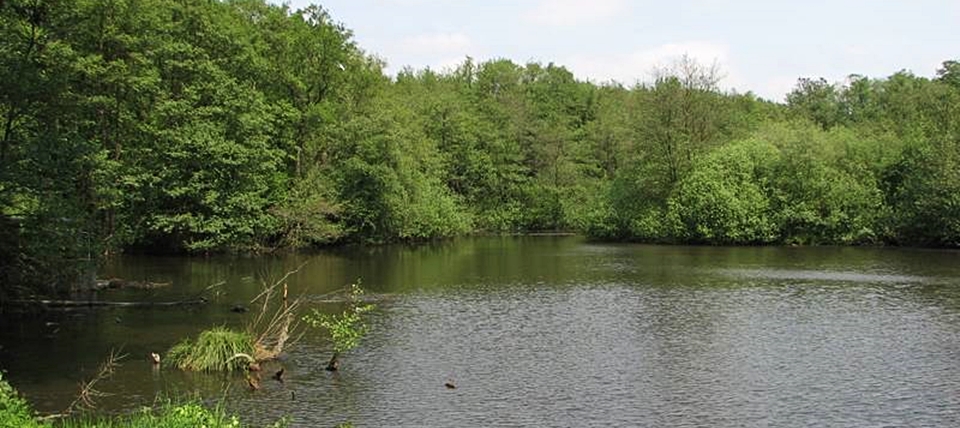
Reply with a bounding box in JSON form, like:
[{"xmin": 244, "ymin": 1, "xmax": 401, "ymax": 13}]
[{"xmin": 3, "ymin": 236, "xmax": 960, "ymax": 426}]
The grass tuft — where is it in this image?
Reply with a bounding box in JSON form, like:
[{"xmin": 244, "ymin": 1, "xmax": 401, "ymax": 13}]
[{"xmin": 165, "ymin": 327, "xmax": 254, "ymax": 372}]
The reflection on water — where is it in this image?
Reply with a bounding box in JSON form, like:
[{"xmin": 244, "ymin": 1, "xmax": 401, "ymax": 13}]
[
  {"xmin": 719, "ymin": 268, "xmax": 929, "ymax": 284},
  {"xmin": 2, "ymin": 238, "xmax": 960, "ymax": 427}
]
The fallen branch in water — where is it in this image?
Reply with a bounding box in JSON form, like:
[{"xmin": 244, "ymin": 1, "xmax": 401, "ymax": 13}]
[
  {"xmin": 8, "ymin": 298, "xmax": 208, "ymax": 309},
  {"xmin": 66, "ymin": 348, "xmax": 126, "ymax": 414},
  {"xmin": 93, "ymin": 278, "xmax": 172, "ymax": 291}
]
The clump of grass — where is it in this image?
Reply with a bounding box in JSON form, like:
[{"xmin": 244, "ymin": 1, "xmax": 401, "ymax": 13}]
[
  {"xmin": 166, "ymin": 327, "xmax": 254, "ymax": 372},
  {"xmin": 165, "ymin": 266, "xmax": 305, "ymax": 373}
]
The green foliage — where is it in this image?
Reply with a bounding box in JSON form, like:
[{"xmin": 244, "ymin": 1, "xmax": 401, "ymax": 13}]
[
  {"xmin": 5, "ymin": 365, "xmax": 281, "ymax": 428},
  {"xmin": 668, "ymin": 138, "xmax": 779, "ymax": 244},
  {"xmin": 606, "ymin": 161, "xmax": 673, "ymax": 241},
  {"xmin": 0, "ymin": 372, "xmax": 43, "ymax": 428},
  {"xmin": 165, "ymin": 327, "xmax": 254, "ymax": 372},
  {"xmin": 938, "ymin": 60, "xmax": 960, "ymax": 88},
  {"xmin": 787, "ymin": 78, "xmax": 844, "ymax": 129},
  {"xmin": 57, "ymin": 403, "xmax": 247, "ymax": 428},
  {"xmin": 271, "ymin": 170, "xmax": 344, "ymax": 247},
  {"xmin": 3, "ymin": 0, "xmax": 960, "ymax": 302},
  {"xmin": 884, "ymin": 140, "xmax": 960, "ymax": 246},
  {"xmin": 764, "ymin": 124, "xmax": 884, "ymax": 244},
  {"xmin": 303, "ymin": 283, "xmax": 374, "ymax": 355}
]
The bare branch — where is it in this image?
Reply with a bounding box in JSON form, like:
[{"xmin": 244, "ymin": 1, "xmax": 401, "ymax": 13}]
[{"xmin": 65, "ymin": 348, "xmax": 127, "ymax": 414}]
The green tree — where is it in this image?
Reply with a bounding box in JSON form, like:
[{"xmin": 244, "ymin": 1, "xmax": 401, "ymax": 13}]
[
  {"xmin": 787, "ymin": 77, "xmax": 844, "ymax": 129},
  {"xmin": 668, "ymin": 138, "xmax": 779, "ymax": 244},
  {"xmin": 936, "ymin": 59, "xmax": 960, "ymax": 89}
]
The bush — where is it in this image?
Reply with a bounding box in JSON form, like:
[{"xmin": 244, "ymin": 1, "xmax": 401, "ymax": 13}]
[
  {"xmin": 303, "ymin": 283, "xmax": 375, "ymax": 371},
  {"xmin": 668, "ymin": 138, "xmax": 779, "ymax": 244}
]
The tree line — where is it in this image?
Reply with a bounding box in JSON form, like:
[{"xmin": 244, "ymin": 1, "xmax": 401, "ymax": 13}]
[{"xmin": 2, "ymin": 0, "xmax": 958, "ymax": 296}]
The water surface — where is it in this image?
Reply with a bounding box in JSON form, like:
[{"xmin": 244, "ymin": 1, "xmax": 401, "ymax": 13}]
[{"xmin": 2, "ymin": 237, "xmax": 960, "ymax": 427}]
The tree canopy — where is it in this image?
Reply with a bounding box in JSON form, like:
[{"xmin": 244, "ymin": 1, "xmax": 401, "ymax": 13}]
[{"xmin": 2, "ymin": 0, "xmax": 959, "ymax": 297}]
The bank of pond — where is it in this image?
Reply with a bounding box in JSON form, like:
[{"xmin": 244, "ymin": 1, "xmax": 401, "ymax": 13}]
[{"xmin": 0, "ymin": 378, "xmax": 280, "ymax": 428}]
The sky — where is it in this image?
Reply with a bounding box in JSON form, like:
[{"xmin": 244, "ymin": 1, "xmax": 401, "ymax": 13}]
[{"xmin": 278, "ymin": 0, "xmax": 960, "ymax": 101}]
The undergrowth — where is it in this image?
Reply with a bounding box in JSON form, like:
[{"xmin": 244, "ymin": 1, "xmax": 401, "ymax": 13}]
[{"xmin": 1, "ymin": 374, "xmax": 285, "ymax": 428}]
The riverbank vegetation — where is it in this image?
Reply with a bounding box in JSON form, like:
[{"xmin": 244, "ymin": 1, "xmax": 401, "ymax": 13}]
[
  {"xmin": 2, "ymin": 372, "xmax": 273, "ymax": 428},
  {"xmin": 2, "ymin": 0, "xmax": 959, "ymax": 297}
]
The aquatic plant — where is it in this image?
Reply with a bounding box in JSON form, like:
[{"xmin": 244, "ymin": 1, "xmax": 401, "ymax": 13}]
[
  {"xmin": 166, "ymin": 327, "xmax": 254, "ymax": 372},
  {"xmin": 303, "ymin": 282, "xmax": 375, "ymax": 371}
]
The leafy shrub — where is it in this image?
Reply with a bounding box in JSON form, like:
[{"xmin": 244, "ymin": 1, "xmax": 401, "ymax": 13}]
[
  {"xmin": 303, "ymin": 283, "xmax": 375, "ymax": 370},
  {"xmin": 668, "ymin": 138, "xmax": 779, "ymax": 244}
]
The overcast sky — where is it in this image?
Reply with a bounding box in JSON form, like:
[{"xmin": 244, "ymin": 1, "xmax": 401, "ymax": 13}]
[{"xmin": 278, "ymin": 0, "xmax": 960, "ymax": 101}]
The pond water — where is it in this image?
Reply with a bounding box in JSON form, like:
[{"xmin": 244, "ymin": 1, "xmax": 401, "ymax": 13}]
[{"xmin": 3, "ymin": 236, "xmax": 960, "ymax": 427}]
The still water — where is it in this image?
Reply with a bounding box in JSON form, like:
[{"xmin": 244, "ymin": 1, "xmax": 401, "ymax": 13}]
[{"xmin": 3, "ymin": 237, "xmax": 960, "ymax": 427}]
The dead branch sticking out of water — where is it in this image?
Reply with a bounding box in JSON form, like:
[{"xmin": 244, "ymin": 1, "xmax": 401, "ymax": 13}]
[
  {"xmin": 248, "ymin": 264, "xmax": 306, "ymax": 361},
  {"xmin": 66, "ymin": 348, "xmax": 126, "ymax": 414}
]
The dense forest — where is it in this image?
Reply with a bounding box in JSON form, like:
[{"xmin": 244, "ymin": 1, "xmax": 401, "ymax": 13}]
[{"xmin": 2, "ymin": 0, "xmax": 959, "ymax": 297}]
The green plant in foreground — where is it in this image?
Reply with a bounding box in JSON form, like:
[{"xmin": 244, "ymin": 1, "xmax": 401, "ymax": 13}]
[
  {"xmin": 303, "ymin": 283, "xmax": 375, "ymax": 371},
  {"xmin": 4, "ymin": 371, "xmax": 287, "ymax": 428},
  {"xmin": 0, "ymin": 372, "xmax": 43, "ymax": 428},
  {"xmin": 55, "ymin": 402, "xmax": 242, "ymax": 428},
  {"xmin": 166, "ymin": 327, "xmax": 255, "ymax": 372}
]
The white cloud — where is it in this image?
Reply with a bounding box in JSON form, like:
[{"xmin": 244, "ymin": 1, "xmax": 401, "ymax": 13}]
[
  {"xmin": 843, "ymin": 45, "xmax": 870, "ymax": 57},
  {"xmin": 563, "ymin": 41, "xmax": 731, "ymax": 86},
  {"xmin": 382, "ymin": 33, "xmax": 485, "ymax": 74},
  {"xmin": 525, "ymin": 0, "xmax": 628, "ymax": 26},
  {"xmin": 398, "ymin": 33, "xmax": 473, "ymax": 56},
  {"xmin": 756, "ymin": 76, "xmax": 801, "ymax": 102},
  {"xmin": 431, "ymin": 56, "xmax": 473, "ymax": 73}
]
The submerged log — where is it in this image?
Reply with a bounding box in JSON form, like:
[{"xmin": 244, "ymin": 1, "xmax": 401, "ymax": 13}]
[
  {"xmin": 8, "ymin": 298, "xmax": 207, "ymax": 309},
  {"xmin": 93, "ymin": 278, "xmax": 172, "ymax": 291}
]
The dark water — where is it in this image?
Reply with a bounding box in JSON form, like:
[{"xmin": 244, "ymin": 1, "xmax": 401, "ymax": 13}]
[{"xmin": 3, "ymin": 237, "xmax": 960, "ymax": 427}]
